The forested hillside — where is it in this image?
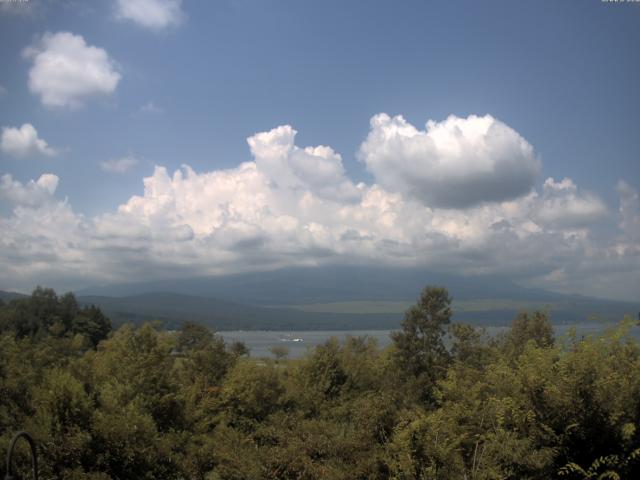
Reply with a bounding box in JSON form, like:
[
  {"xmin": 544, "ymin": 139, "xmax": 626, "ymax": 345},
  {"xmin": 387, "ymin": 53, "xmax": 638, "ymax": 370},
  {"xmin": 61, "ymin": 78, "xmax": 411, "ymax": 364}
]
[{"xmin": 1, "ymin": 287, "xmax": 639, "ymax": 479}]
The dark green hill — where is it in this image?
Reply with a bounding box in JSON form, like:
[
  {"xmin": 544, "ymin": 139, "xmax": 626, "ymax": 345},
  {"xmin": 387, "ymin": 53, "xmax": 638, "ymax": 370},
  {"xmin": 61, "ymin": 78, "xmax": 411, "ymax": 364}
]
[{"xmin": 0, "ymin": 290, "xmax": 27, "ymax": 302}]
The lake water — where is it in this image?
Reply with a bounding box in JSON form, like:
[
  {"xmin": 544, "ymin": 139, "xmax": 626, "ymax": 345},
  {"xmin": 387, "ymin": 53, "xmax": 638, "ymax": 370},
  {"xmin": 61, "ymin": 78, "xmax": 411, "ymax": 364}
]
[{"xmin": 220, "ymin": 322, "xmax": 637, "ymax": 359}]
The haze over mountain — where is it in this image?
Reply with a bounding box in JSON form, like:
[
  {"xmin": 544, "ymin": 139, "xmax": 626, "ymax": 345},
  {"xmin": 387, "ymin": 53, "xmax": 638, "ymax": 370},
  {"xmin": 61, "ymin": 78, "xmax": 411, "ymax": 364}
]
[
  {"xmin": 78, "ymin": 266, "xmax": 569, "ymax": 303},
  {"xmin": 71, "ymin": 266, "xmax": 639, "ymax": 330}
]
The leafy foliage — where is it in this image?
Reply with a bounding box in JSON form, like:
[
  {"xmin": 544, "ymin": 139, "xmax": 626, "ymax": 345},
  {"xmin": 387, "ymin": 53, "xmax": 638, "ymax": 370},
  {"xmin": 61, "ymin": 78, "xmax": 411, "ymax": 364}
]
[
  {"xmin": 0, "ymin": 287, "xmax": 110, "ymax": 346},
  {"xmin": 0, "ymin": 287, "xmax": 639, "ymax": 479},
  {"xmin": 391, "ymin": 286, "xmax": 453, "ymax": 403}
]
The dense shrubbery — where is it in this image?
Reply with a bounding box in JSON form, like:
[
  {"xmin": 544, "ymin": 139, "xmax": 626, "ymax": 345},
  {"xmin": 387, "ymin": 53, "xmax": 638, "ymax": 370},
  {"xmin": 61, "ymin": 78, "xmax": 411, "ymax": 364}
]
[{"xmin": 0, "ymin": 287, "xmax": 639, "ymax": 479}]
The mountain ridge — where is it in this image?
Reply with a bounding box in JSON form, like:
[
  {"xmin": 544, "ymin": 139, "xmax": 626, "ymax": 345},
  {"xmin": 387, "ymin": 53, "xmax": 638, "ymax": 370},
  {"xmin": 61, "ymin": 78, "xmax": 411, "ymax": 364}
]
[{"xmin": 4, "ymin": 266, "xmax": 637, "ymax": 330}]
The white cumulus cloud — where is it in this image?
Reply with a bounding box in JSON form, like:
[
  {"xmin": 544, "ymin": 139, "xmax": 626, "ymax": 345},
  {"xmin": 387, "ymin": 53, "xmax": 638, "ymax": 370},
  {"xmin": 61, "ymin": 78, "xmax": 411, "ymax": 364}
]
[
  {"xmin": 358, "ymin": 113, "xmax": 541, "ymax": 208},
  {"xmin": 247, "ymin": 125, "xmax": 360, "ymax": 202},
  {"xmin": 115, "ymin": 0, "xmax": 185, "ymax": 30},
  {"xmin": 1, "ymin": 123, "xmax": 57, "ymax": 158},
  {"xmin": 0, "ymin": 173, "xmax": 59, "ymax": 207},
  {"xmin": 534, "ymin": 177, "xmax": 608, "ymax": 228},
  {"xmin": 0, "ymin": 115, "xmax": 636, "ymax": 300},
  {"xmin": 23, "ymin": 31, "xmax": 121, "ymax": 109},
  {"xmin": 100, "ymin": 155, "xmax": 139, "ymax": 173}
]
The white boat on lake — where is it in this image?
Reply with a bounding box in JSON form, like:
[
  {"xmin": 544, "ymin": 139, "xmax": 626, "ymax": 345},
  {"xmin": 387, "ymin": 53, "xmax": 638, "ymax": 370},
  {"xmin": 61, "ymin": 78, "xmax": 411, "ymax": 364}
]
[{"xmin": 279, "ymin": 334, "xmax": 303, "ymax": 342}]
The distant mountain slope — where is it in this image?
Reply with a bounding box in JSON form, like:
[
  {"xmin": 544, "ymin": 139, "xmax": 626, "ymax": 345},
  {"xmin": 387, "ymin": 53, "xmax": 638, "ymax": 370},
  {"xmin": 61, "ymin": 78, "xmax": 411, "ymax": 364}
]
[
  {"xmin": 78, "ymin": 265, "xmax": 571, "ymax": 304},
  {"xmin": 77, "ymin": 292, "xmax": 402, "ymax": 330},
  {"xmin": 0, "ymin": 290, "xmax": 27, "ymax": 302},
  {"xmin": 3, "ymin": 284, "xmax": 636, "ymax": 331},
  {"xmin": 74, "ymin": 266, "xmax": 639, "ymax": 329},
  {"xmin": 75, "ymin": 290, "xmax": 638, "ymax": 331},
  {"xmin": 6, "ymin": 268, "xmax": 637, "ymax": 330}
]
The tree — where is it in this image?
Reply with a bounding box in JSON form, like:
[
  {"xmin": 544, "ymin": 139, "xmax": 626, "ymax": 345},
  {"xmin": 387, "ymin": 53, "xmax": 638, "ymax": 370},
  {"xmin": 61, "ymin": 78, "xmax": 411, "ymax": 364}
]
[
  {"xmin": 299, "ymin": 337, "xmax": 347, "ymax": 401},
  {"xmin": 71, "ymin": 305, "xmax": 111, "ymax": 347},
  {"xmin": 449, "ymin": 323, "xmax": 492, "ymax": 369},
  {"xmin": 391, "ymin": 286, "xmax": 452, "ymax": 402},
  {"xmin": 0, "ymin": 288, "xmax": 111, "ymax": 347},
  {"xmin": 177, "ymin": 321, "xmax": 214, "ymax": 352},
  {"xmin": 219, "ymin": 360, "xmax": 285, "ymax": 428},
  {"xmin": 270, "ymin": 345, "xmax": 289, "ymax": 363},
  {"xmin": 502, "ymin": 310, "xmax": 554, "ymax": 358},
  {"xmin": 228, "ymin": 340, "xmax": 250, "ymax": 358}
]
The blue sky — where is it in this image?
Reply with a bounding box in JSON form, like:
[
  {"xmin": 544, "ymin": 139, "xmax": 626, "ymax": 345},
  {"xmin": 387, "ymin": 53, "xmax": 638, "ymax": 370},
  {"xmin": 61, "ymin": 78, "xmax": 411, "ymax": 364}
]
[{"xmin": 0, "ymin": 0, "xmax": 639, "ymax": 300}]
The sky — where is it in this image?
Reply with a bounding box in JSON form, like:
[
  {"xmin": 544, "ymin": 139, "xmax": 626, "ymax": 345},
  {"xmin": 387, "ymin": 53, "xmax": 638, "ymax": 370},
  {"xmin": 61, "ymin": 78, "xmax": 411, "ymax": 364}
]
[{"xmin": 0, "ymin": 0, "xmax": 638, "ymax": 300}]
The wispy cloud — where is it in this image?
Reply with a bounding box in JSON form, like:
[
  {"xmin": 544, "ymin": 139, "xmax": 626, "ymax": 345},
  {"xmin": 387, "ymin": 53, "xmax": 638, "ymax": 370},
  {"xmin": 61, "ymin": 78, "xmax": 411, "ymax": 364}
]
[
  {"xmin": 0, "ymin": 0, "xmax": 35, "ymax": 16},
  {"xmin": 100, "ymin": 155, "xmax": 139, "ymax": 173},
  {"xmin": 140, "ymin": 101, "xmax": 163, "ymax": 114},
  {"xmin": 114, "ymin": 0, "xmax": 185, "ymax": 31}
]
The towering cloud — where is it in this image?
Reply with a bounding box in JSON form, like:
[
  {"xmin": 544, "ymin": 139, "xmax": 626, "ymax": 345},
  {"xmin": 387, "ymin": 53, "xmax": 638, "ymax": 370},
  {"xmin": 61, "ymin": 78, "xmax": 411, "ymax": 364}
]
[
  {"xmin": 359, "ymin": 114, "xmax": 541, "ymax": 208},
  {"xmin": 23, "ymin": 32, "xmax": 121, "ymax": 109},
  {"xmin": 247, "ymin": 125, "xmax": 360, "ymax": 202}
]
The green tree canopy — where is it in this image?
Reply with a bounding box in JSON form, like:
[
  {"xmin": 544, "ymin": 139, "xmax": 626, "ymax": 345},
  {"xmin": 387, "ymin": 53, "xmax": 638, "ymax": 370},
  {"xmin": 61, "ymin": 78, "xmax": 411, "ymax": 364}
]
[{"xmin": 391, "ymin": 285, "xmax": 452, "ymax": 402}]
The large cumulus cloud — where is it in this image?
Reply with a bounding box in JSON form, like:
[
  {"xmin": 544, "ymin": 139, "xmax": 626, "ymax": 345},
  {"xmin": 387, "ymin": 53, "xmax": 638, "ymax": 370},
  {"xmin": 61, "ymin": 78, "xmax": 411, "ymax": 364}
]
[
  {"xmin": 358, "ymin": 113, "xmax": 541, "ymax": 208},
  {"xmin": 0, "ymin": 114, "xmax": 636, "ymax": 300}
]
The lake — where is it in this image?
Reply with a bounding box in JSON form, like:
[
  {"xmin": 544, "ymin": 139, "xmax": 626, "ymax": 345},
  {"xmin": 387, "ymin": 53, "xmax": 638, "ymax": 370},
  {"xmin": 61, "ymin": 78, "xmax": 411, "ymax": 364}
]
[{"xmin": 220, "ymin": 321, "xmax": 638, "ymax": 359}]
